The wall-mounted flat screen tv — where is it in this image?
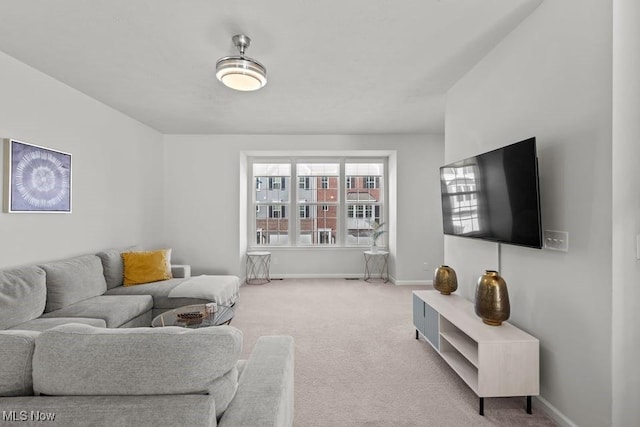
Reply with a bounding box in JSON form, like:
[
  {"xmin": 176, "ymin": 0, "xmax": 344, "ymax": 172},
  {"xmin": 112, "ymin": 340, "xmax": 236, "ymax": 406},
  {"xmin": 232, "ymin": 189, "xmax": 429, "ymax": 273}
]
[{"xmin": 439, "ymin": 137, "xmax": 542, "ymax": 249}]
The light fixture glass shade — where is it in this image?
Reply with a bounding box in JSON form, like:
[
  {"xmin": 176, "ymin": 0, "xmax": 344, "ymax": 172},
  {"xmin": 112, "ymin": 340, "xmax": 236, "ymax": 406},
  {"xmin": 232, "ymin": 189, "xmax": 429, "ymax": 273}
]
[{"xmin": 216, "ymin": 56, "xmax": 267, "ymax": 91}]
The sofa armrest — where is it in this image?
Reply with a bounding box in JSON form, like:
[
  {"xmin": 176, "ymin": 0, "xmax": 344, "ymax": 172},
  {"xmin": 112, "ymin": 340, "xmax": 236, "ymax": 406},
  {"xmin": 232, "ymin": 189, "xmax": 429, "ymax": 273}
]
[
  {"xmin": 218, "ymin": 336, "xmax": 294, "ymax": 427},
  {"xmin": 171, "ymin": 264, "xmax": 191, "ymax": 279}
]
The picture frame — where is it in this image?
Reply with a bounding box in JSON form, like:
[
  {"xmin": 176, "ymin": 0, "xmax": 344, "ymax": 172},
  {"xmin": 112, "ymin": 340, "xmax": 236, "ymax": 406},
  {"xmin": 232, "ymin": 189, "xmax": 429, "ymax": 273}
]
[{"xmin": 3, "ymin": 139, "xmax": 72, "ymax": 213}]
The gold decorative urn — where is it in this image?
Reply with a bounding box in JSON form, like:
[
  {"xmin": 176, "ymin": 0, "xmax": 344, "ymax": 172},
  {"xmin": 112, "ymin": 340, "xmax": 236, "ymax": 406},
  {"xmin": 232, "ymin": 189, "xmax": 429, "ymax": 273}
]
[
  {"xmin": 474, "ymin": 270, "xmax": 510, "ymax": 326},
  {"xmin": 433, "ymin": 265, "xmax": 458, "ymax": 295}
]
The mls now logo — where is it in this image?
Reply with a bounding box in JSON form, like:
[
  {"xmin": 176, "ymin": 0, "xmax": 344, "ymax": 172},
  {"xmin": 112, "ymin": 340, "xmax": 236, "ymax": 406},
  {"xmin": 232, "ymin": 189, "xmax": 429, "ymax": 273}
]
[{"xmin": 2, "ymin": 410, "xmax": 56, "ymax": 422}]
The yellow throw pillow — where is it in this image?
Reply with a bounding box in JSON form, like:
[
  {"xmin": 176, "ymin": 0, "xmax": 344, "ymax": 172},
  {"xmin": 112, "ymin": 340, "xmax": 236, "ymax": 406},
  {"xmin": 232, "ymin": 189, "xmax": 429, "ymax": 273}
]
[{"xmin": 122, "ymin": 249, "xmax": 172, "ymax": 286}]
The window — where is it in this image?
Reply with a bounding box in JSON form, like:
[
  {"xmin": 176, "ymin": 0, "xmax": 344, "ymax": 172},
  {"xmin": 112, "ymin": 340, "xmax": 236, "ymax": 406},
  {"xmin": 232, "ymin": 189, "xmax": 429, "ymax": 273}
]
[
  {"xmin": 365, "ymin": 176, "xmax": 379, "ymax": 189},
  {"xmin": 254, "ymin": 163, "xmax": 291, "ymax": 245},
  {"xmin": 299, "ymin": 177, "xmax": 310, "ymax": 190},
  {"xmin": 297, "ymin": 163, "xmax": 339, "ymax": 245},
  {"xmin": 345, "ymin": 163, "xmax": 384, "ymax": 246},
  {"xmin": 346, "ymin": 177, "xmax": 356, "ymax": 189},
  {"xmin": 269, "ymin": 177, "xmax": 284, "ymax": 190},
  {"xmin": 299, "ymin": 205, "xmax": 310, "ymax": 218},
  {"xmin": 251, "ymin": 159, "xmax": 385, "ymax": 247},
  {"xmin": 269, "ymin": 205, "xmax": 285, "ymax": 218}
]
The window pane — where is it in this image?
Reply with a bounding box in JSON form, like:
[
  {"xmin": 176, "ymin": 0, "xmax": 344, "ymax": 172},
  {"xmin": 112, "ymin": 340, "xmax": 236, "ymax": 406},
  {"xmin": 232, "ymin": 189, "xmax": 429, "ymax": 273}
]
[
  {"xmin": 298, "ymin": 204, "xmax": 338, "ymax": 245},
  {"xmin": 296, "ymin": 163, "xmax": 339, "ymax": 176},
  {"xmin": 256, "ymin": 176, "xmax": 290, "ymax": 203},
  {"xmin": 297, "ymin": 163, "xmax": 339, "ymax": 205},
  {"xmin": 256, "ymin": 205, "xmax": 289, "ymax": 246},
  {"xmin": 346, "ymin": 162, "xmax": 384, "ymax": 247},
  {"xmin": 254, "ymin": 163, "xmax": 291, "ymax": 176},
  {"xmin": 345, "ymin": 163, "xmax": 383, "ymax": 176}
]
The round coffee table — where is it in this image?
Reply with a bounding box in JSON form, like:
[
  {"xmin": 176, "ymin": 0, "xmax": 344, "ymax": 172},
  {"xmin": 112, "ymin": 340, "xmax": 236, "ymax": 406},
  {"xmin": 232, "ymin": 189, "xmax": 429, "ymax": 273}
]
[{"xmin": 151, "ymin": 304, "xmax": 235, "ymax": 328}]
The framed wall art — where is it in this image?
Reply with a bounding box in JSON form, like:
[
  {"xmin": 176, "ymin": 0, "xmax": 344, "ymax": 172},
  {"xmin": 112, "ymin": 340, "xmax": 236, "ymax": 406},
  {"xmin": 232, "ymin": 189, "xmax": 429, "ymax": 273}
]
[{"xmin": 3, "ymin": 139, "xmax": 72, "ymax": 213}]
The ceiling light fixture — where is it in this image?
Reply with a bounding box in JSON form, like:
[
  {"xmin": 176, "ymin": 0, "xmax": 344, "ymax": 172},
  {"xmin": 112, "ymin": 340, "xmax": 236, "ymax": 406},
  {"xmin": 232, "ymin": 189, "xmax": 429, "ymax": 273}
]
[{"xmin": 216, "ymin": 34, "xmax": 267, "ymax": 91}]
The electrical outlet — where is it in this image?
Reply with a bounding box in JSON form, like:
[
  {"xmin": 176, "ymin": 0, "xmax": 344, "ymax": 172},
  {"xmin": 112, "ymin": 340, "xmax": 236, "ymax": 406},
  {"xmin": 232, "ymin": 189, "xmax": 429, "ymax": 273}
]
[
  {"xmin": 544, "ymin": 230, "xmax": 569, "ymax": 252},
  {"xmin": 272, "ymin": 257, "xmax": 278, "ymax": 265},
  {"xmin": 423, "ymin": 262, "xmax": 429, "ymax": 271}
]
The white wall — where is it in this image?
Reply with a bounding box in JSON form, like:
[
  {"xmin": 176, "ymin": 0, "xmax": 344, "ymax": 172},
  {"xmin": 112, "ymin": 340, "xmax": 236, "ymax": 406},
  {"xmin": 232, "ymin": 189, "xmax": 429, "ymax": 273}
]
[
  {"xmin": 612, "ymin": 0, "xmax": 640, "ymax": 425},
  {"xmin": 0, "ymin": 51, "xmax": 164, "ymax": 268},
  {"xmin": 445, "ymin": 1, "xmax": 612, "ymax": 426},
  {"xmin": 162, "ymin": 134, "xmax": 443, "ymax": 283}
]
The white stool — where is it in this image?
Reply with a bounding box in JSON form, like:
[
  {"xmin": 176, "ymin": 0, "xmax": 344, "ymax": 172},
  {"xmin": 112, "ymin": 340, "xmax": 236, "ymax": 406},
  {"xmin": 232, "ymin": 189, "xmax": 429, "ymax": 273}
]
[
  {"xmin": 246, "ymin": 251, "xmax": 271, "ymax": 284},
  {"xmin": 363, "ymin": 250, "xmax": 389, "ymax": 283}
]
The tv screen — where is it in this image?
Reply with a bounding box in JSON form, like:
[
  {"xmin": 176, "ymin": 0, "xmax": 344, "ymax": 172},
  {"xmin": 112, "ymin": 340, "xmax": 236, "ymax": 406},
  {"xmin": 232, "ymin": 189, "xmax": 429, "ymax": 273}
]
[{"xmin": 439, "ymin": 137, "xmax": 542, "ymax": 249}]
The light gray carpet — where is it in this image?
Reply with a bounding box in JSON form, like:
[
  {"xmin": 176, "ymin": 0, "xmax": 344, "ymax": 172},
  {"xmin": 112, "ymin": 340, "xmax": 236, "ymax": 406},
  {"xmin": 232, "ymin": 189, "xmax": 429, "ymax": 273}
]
[{"xmin": 231, "ymin": 278, "xmax": 557, "ymax": 427}]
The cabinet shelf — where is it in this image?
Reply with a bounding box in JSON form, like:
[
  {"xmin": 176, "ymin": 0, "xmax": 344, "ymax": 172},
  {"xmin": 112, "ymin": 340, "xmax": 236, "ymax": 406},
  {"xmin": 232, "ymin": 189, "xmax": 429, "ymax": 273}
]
[
  {"xmin": 440, "ymin": 350, "xmax": 479, "ymax": 393},
  {"xmin": 440, "ymin": 329, "xmax": 478, "ymax": 368}
]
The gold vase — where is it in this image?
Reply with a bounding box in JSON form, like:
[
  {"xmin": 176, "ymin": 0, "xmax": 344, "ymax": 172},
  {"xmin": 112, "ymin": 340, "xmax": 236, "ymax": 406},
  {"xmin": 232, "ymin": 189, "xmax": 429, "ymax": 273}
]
[
  {"xmin": 433, "ymin": 265, "xmax": 457, "ymax": 295},
  {"xmin": 474, "ymin": 270, "xmax": 510, "ymax": 326}
]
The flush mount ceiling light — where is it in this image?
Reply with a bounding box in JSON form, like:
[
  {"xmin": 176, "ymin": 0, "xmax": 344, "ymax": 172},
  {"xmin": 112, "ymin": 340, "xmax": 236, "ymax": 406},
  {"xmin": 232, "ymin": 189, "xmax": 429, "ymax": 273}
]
[{"xmin": 216, "ymin": 34, "xmax": 267, "ymax": 91}]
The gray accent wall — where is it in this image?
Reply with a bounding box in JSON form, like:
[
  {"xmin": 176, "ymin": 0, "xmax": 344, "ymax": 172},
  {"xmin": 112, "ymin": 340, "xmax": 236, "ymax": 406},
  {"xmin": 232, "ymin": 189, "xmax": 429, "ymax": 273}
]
[
  {"xmin": 0, "ymin": 50, "xmax": 165, "ymax": 269},
  {"xmin": 445, "ymin": 0, "xmax": 612, "ymax": 426}
]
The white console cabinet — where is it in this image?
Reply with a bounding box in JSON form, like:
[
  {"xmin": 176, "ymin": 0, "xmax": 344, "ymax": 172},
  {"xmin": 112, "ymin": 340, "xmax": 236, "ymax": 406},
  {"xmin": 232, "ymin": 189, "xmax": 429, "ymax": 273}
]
[{"xmin": 413, "ymin": 290, "xmax": 539, "ymax": 415}]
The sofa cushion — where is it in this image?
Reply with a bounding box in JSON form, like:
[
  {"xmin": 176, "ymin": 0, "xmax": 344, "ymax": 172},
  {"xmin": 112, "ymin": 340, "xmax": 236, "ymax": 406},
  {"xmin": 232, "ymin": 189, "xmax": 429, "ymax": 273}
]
[
  {"xmin": 41, "ymin": 295, "xmax": 152, "ymax": 328},
  {"xmin": 41, "ymin": 255, "xmax": 107, "ymax": 313},
  {"xmin": 9, "ymin": 317, "xmax": 107, "ymax": 332},
  {"xmin": 0, "ymin": 330, "xmax": 39, "ymax": 396},
  {"xmin": 122, "ymin": 249, "xmax": 172, "ymax": 286},
  {"xmin": 105, "ymin": 278, "xmax": 211, "ymax": 310},
  {"xmin": 33, "ymin": 324, "xmax": 243, "ymax": 415},
  {"xmin": 96, "ymin": 246, "xmax": 140, "ymax": 289},
  {"xmin": 0, "ymin": 266, "xmax": 46, "ymax": 329}
]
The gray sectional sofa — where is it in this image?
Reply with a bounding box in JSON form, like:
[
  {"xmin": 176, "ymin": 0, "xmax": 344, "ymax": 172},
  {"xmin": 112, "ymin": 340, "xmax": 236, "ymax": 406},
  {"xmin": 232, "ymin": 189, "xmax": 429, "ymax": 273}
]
[
  {"xmin": 0, "ymin": 247, "xmax": 222, "ymax": 331},
  {"xmin": 0, "ymin": 248, "xmax": 294, "ymax": 426},
  {"xmin": 0, "ymin": 324, "xmax": 294, "ymax": 426}
]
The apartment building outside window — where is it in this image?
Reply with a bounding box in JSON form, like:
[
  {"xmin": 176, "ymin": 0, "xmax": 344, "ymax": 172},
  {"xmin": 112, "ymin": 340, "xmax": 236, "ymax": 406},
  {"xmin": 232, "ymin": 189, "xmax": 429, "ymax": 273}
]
[
  {"xmin": 251, "ymin": 159, "xmax": 385, "ymax": 247},
  {"xmin": 254, "ymin": 163, "xmax": 290, "ymax": 245}
]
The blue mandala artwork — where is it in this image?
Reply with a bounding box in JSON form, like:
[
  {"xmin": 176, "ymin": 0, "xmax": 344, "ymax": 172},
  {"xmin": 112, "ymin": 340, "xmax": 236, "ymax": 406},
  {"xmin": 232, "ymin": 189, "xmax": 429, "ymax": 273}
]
[{"xmin": 9, "ymin": 140, "xmax": 71, "ymax": 212}]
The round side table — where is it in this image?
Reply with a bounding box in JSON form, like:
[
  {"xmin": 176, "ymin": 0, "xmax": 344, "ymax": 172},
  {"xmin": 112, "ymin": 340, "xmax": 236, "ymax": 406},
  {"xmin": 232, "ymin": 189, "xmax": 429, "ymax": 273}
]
[{"xmin": 246, "ymin": 251, "xmax": 271, "ymax": 284}]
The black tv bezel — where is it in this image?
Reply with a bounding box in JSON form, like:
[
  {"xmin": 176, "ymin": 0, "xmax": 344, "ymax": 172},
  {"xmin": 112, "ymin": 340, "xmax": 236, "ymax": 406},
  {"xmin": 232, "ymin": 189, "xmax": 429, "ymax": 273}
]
[{"xmin": 439, "ymin": 137, "xmax": 543, "ymax": 249}]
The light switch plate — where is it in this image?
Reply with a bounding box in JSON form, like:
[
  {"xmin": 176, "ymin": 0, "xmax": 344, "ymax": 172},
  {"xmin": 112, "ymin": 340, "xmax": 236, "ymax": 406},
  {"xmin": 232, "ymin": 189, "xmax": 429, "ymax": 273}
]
[{"xmin": 544, "ymin": 230, "xmax": 569, "ymax": 252}]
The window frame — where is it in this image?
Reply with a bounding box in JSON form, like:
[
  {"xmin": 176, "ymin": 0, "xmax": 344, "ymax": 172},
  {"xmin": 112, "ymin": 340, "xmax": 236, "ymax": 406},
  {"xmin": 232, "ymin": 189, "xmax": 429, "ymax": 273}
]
[{"xmin": 250, "ymin": 156, "xmax": 387, "ymax": 249}]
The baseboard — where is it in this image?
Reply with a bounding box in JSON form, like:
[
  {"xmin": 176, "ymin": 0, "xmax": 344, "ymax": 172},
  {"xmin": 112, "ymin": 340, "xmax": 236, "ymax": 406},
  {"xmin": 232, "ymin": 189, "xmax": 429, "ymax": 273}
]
[
  {"xmin": 271, "ymin": 273, "xmax": 364, "ymax": 280},
  {"xmin": 260, "ymin": 274, "xmax": 432, "ymax": 285},
  {"xmin": 534, "ymin": 395, "xmax": 577, "ymax": 427},
  {"xmin": 393, "ymin": 279, "xmax": 433, "ymax": 286}
]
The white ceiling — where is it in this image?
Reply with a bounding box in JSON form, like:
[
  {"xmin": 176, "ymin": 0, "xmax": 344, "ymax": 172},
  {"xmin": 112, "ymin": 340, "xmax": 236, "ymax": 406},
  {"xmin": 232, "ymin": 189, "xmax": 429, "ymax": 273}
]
[{"xmin": 0, "ymin": 0, "xmax": 542, "ymax": 135}]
